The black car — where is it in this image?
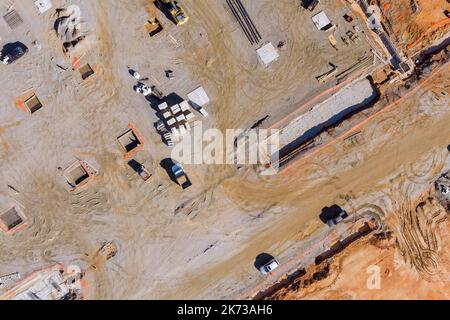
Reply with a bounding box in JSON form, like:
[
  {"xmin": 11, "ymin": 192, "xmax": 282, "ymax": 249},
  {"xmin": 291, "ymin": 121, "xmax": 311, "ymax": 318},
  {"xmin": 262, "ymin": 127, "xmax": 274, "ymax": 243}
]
[{"xmin": 1, "ymin": 44, "xmax": 28, "ymax": 64}]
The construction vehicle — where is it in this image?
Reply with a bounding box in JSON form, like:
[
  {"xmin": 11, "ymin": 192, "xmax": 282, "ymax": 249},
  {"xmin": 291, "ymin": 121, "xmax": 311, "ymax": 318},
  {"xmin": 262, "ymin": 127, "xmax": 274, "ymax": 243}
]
[
  {"xmin": 328, "ymin": 35, "xmax": 338, "ymax": 51},
  {"xmin": 88, "ymin": 241, "xmax": 117, "ymax": 270},
  {"xmin": 99, "ymin": 242, "xmax": 117, "ymax": 260},
  {"xmin": 171, "ymin": 161, "xmax": 191, "ymax": 189},
  {"xmin": 158, "ymin": 0, "xmax": 189, "ymax": 25},
  {"xmin": 128, "ymin": 159, "xmax": 152, "ymax": 181},
  {"xmin": 134, "ymin": 82, "xmax": 164, "ymax": 99}
]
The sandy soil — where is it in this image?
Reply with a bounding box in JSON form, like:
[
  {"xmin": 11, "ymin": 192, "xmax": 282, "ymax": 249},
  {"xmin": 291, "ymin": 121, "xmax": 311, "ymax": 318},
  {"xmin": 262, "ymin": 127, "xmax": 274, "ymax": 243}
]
[
  {"xmin": 272, "ymin": 209, "xmax": 450, "ymax": 300},
  {"xmin": 379, "ymin": 0, "xmax": 450, "ymax": 54},
  {"xmin": 0, "ymin": 0, "xmax": 449, "ymax": 300}
]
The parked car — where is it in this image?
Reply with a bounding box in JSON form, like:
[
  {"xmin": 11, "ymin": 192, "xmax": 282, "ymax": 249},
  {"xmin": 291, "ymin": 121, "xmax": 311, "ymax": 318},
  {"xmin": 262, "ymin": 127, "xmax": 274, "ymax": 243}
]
[
  {"xmin": 1, "ymin": 44, "xmax": 28, "ymax": 65},
  {"xmin": 326, "ymin": 210, "xmax": 348, "ymax": 227},
  {"xmin": 259, "ymin": 259, "xmax": 279, "ymax": 275}
]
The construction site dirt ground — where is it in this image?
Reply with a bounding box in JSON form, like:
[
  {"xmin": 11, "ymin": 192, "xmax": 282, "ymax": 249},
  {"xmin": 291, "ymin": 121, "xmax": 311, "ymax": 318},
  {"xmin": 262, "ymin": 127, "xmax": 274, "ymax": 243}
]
[
  {"xmin": 0, "ymin": 0, "xmax": 449, "ymax": 299},
  {"xmin": 378, "ymin": 0, "xmax": 450, "ymax": 54}
]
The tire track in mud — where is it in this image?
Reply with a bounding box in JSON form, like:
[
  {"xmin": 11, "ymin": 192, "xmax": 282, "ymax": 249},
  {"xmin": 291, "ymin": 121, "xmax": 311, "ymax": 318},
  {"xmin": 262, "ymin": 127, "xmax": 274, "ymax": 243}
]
[
  {"xmin": 0, "ymin": 170, "xmax": 92, "ymax": 268},
  {"xmin": 372, "ymin": 140, "xmax": 448, "ymax": 280},
  {"xmin": 405, "ymin": 149, "xmax": 448, "ymax": 185},
  {"xmin": 390, "ymin": 189, "xmax": 447, "ymax": 280}
]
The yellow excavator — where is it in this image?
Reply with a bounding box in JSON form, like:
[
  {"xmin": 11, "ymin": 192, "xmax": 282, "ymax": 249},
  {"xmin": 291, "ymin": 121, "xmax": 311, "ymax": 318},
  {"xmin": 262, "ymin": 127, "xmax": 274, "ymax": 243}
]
[{"xmin": 158, "ymin": 0, "xmax": 189, "ymax": 25}]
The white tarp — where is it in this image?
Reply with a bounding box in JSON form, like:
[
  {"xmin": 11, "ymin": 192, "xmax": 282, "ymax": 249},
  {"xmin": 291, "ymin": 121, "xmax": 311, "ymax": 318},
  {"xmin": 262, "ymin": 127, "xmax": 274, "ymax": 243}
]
[
  {"xmin": 311, "ymin": 11, "xmax": 331, "ymax": 30},
  {"xmin": 187, "ymin": 86, "xmax": 210, "ymax": 108},
  {"xmin": 35, "ymin": 0, "xmax": 52, "ymax": 13},
  {"xmin": 256, "ymin": 42, "xmax": 279, "ymax": 67}
]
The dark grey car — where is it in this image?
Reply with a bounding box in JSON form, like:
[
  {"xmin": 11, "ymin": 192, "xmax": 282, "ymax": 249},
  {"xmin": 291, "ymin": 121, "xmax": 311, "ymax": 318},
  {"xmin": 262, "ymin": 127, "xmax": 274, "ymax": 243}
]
[{"xmin": 2, "ymin": 44, "xmax": 28, "ymax": 64}]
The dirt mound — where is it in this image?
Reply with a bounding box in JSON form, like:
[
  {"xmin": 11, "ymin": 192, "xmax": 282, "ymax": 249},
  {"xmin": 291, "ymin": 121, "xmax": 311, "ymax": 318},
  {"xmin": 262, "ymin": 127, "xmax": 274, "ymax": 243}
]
[{"xmin": 54, "ymin": 5, "xmax": 90, "ymax": 54}]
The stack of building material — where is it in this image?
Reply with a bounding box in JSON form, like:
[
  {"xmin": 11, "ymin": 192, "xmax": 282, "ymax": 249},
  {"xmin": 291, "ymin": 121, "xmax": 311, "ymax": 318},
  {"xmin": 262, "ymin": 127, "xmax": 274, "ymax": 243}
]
[
  {"xmin": 155, "ymin": 120, "xmax": 173, "ymax": 146},
  {"xmin": 187, "ymin": 86, "xmax": 210, "ymax": 117},
  {"xmin": 158, "ymin": 100, "xmax": 195, "ymax": 138}
]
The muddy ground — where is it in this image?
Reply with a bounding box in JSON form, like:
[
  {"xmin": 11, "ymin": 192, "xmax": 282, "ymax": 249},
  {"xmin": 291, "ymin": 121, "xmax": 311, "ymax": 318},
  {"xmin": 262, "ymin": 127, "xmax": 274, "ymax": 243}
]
[{"xmin": 0, "ymin": 0, "xmax": 449, "ymax": 299}]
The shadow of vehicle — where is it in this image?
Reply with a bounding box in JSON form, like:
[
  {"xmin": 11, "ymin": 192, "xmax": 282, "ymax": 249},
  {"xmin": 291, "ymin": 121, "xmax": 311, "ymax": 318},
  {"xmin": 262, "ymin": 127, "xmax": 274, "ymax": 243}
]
[
  {"xmin": 154, "ymin": 0, "xmax": 177, "ymax": 25},
  {"xmin": 128, "ymin": 159, "xmax": 143, "ymax": 172},
  {"xmin": 146, "ymin": 91, "xmax": 184, "ymax": 119},
  {"xmin": 144, "ymin": 91, "xmax": 183, "ymax": 110},
  {"xmin": 128, "ymin": 68, "xmax": 138, "ymax": 77},
  {"xmin": 319, "ymin": 204, "xmax": 345, "ymax": 224},
  {"xmin": 180, "ymin": 177, "xmax": 192, "ymax": 189},
  {"xmin": 1, "ymin": 41, "xmax": 28, "ymax": 58},
  {"xmin": 254, "ymin": 253, "xmax": 275, "ymax": 271},
  {"xmin": 128, "ymin": 159, "xmax": 151, "ymax": 181},
  {"xmin": 447, "ymin": 144, "xmax": 450, "ymax": 152},
  {"xmin": 160, "ymin": 158, "xmax": 177, "ymax": 183},
  {"xmin": 163, "ymin": 92, "xmax": 184, "ymax": 106}
]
